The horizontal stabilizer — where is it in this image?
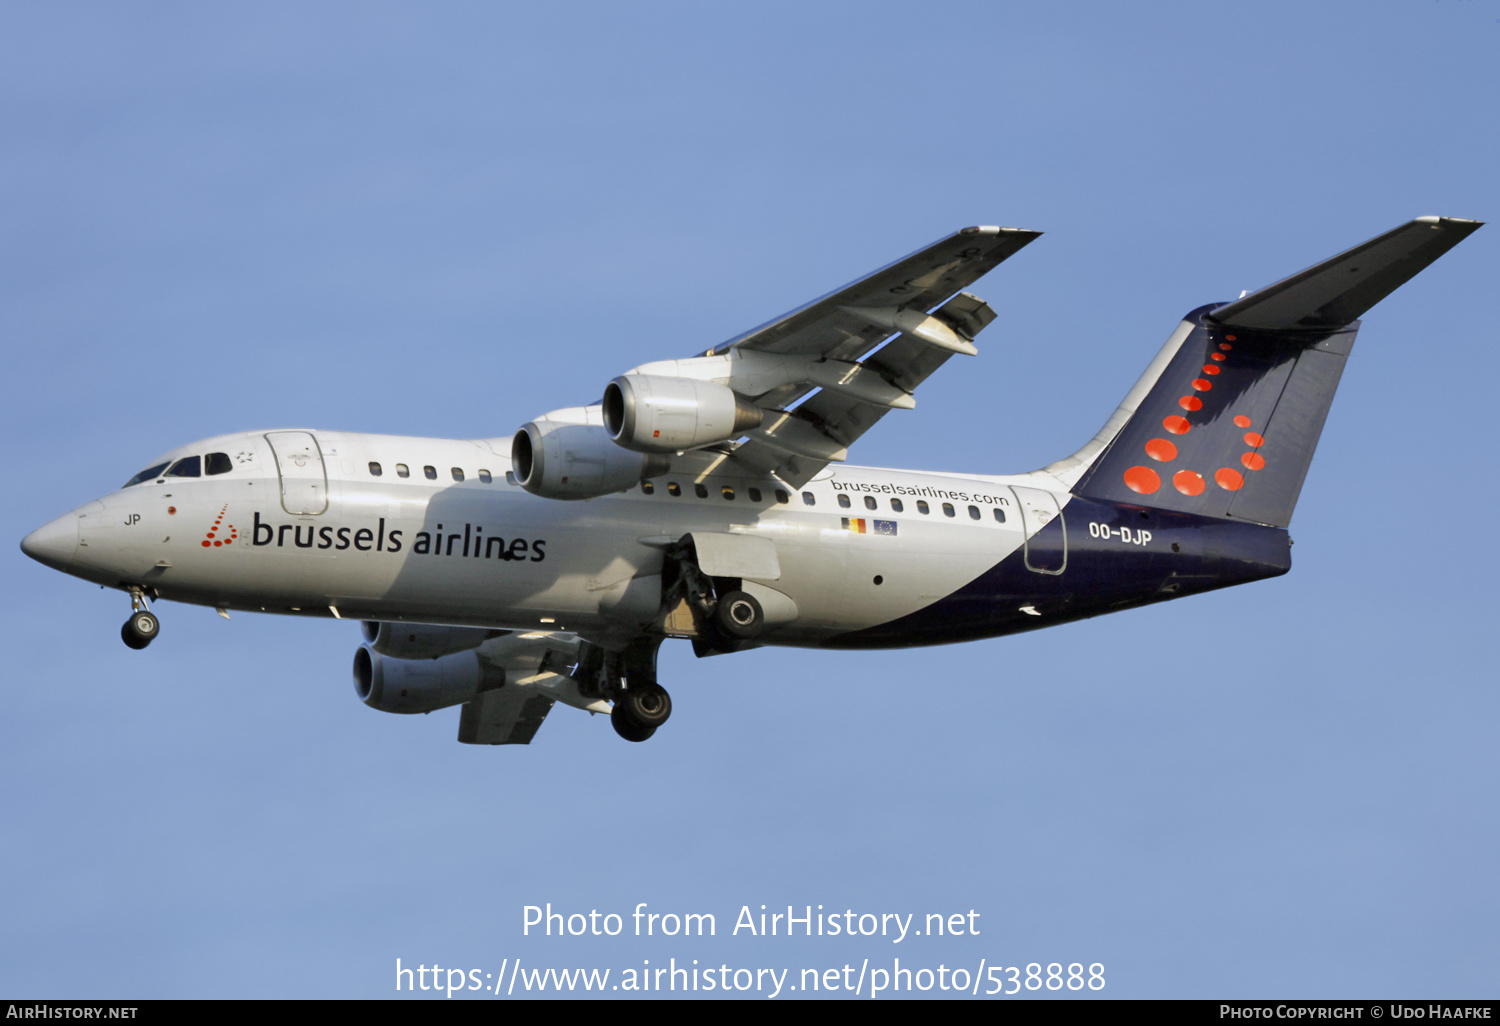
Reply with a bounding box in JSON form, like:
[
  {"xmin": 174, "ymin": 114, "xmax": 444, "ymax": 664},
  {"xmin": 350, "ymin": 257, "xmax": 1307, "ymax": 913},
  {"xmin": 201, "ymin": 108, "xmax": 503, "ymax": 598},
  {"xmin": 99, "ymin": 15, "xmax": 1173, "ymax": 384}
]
[{"xmin": 1209, "ymin": 216, "xmax": 1482, "ymax": 331}]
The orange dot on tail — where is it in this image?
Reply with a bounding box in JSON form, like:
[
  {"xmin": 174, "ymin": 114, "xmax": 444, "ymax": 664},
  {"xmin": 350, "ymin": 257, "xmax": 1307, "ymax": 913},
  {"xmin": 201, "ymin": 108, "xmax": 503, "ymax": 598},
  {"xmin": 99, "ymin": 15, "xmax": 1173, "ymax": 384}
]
[
  {"xmin": 214, "ymin": 540, "xmax": 222, "ymax": 547},
  {"xmin": 1234, "ymin": 415, "xmax": 1252, "ymax": 428},
  {"xmin": 1202, "ymin": 364, "xmax": 1220, "ymax": 375},
  {"xmin": 1144, "ymin": 438, "xmax": 1178, "ymax": 462},
  {"xmin": 1179, "ymin": 396, "xmax": 1203, "ymax": 411},
  {"xmin": 1244, "ymin": 432, "xmax": 1264, "ymax": 447},
  {"xmin": 223, "ymin": 538, "xmax": 233, "ymax": 545},
  {"xmin": 1216, "ymin": 468, "xmax": 1244, "ymax": 490},
  {"xmin": 1163, "ymin": 416, "xmax": 1191, "ymax": 435},
  {"xmin": 1211, "ymin": 352, "xmax": 1227, "ymax": 362},
  {"xmin": 1123, "ymin": 466, "xmax": 1161, "ymax": 494},
  {"xmin": 1192, "ymin": 378, "xmax": 1212, "ymax": 391},
  {"xmin": 1241, "ymin": 452, "xmax": 1266, "ymax": 470},
  {"xmin": 201, "ymin": 540, "xmax": 211, "ymax": 548},
  {"xmin": 1224, "ymin": 336, "xmax": 1237, "ymax": 343},
  {"xmin": 1173, "ymin": 471, "xmax": 1205, "ymax": 496}
]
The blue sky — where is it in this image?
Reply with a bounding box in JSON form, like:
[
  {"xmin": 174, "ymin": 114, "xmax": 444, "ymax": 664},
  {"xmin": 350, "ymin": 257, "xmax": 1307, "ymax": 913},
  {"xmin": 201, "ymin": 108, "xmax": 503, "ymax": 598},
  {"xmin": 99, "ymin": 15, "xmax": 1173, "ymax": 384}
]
[{"xmin": 2, "ymin": 1, "xmax": 1496, "ymax": 999}]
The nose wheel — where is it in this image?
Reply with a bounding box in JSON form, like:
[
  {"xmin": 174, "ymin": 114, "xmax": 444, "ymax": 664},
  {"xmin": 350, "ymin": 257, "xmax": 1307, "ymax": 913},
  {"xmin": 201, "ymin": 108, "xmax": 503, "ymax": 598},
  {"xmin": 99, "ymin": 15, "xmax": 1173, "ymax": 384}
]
[
  {"xmin": 120, "ymin": 587, "xmax": 160, "ymax": 650},
  {"xmin": 121, "ymin": 610, "xmax": 159, "ymax": 650}
]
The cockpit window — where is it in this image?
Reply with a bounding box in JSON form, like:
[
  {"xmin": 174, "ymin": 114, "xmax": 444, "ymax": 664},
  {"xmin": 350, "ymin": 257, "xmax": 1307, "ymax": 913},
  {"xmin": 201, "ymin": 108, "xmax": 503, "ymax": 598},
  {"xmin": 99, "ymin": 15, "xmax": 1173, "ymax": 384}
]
[
  {"xmin": 166, "ymin": 456, "xmax": 202, "ymax": 478},
  {"xmin": 123, "ymin": 462, "xmax": 170, "ymax": 488},
  {"xmin": 205, "ymin": 452, "xmax": 233, "ymax": 476}
]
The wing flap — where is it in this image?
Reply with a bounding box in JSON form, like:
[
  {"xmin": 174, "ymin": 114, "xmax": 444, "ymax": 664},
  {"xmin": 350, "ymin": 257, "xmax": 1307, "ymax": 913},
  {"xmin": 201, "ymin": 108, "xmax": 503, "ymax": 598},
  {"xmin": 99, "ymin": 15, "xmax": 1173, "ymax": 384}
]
[
  {"xmin": 457, "ymin": 688, "xmax": 555, "ymax": 745},
  {"xmin": 725, "ymin": 292, "xmax": 1001, "ymax": 486},
  {"xmin": 718, "ymin": 227, "xmax": 1038, "ymax": 359}
]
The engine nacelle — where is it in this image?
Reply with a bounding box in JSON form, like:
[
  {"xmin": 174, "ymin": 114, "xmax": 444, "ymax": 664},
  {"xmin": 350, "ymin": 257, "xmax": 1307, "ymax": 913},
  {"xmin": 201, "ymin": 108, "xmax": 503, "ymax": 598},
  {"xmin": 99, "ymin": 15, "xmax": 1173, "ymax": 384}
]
[
  {"xmin": 352, "ymin": 644, "xmax": 505, "ymax": 714},
  {"xmin": 602, "ymin": 375, "xmax": 763, "ymax": 453},
  {"xmin": 511, "ymin": 405, "xmax": 668, "ymax": 500},
  {"xmin": 361, "ymin": 620, "xmax": 501, "ymax": 660}
]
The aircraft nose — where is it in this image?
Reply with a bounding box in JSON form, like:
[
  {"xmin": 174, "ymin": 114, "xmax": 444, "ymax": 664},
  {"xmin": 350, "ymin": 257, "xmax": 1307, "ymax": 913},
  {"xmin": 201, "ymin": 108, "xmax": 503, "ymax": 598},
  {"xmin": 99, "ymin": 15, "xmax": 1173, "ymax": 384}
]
[{"xmin": 21, "ymin": 512, "xmax": 80, "ymax": 571}]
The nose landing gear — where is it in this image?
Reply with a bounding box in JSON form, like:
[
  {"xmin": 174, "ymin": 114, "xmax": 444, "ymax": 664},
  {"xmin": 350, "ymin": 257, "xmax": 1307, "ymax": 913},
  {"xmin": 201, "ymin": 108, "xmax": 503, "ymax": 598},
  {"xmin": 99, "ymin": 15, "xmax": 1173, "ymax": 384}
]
[{"xmin": 120, "ymin": 587, "xmax": 159, "ymax": 650}]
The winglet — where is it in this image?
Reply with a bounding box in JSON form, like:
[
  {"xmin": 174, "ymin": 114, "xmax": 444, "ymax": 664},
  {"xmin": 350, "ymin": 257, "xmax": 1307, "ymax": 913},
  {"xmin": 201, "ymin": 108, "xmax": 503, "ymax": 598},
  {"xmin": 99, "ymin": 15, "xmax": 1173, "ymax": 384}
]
[{"xmin": 1208, "ymin": 216, "xmax": 1482, "ymax": 331}]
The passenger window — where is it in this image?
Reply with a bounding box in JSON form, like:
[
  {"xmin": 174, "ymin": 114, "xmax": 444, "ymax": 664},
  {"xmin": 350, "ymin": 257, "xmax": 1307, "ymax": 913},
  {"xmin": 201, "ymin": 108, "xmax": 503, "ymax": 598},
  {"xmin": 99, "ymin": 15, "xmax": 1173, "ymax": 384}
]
[
  {"xmin": 917, "ymin": 500, "xmax": 930, "ymax": 514},
  {"xmin": 424, "ymin": 466, "xmax": 437, "ymax": 480},
  {"xmin": 837, "ymin": 494, "xmax": 852, "ymax": 509},
  {"xmin": 891, "ymin": 498, "xmax": 904, "ymax": 512},
  {"xmin": 667, "ymin": 482, "xmax": 681, "ymax": 496},
  {"xmin": 166, "ymin": 456, "xmax": 201, "ymax": 478},
  {"xmin": 863, "ymin": 495, "xmax": 877, "ymax": 510},
  {"xmin": 802, "ymin": 492, "xmax": 816, "ymax": 506},
  {"xmin": 641, "ymin": 481, "xmax": 655, "ymax": 495},
  {"xmin": 396, "ymin": 464, "xmax": 410, "ymax": 478},
  {"xmin": 993, "ymin": 507, "xmax": 1006, "ymax": 523},
  {"xmin": 123, "ymin": 462, "xmax": 171, "ymax": 488},
  {"xmin": 694, "ymin": 483, "xmax": 709, "ymax": 499},
  {"xmin": 775, "ymin": 489, "xmax": 789, "ymax": 504},
  {"xmin": 721, "ymin": 486, "xmax": 735, "ymax": 501},
  {"xmin": 968, "ymin": 505, "xmax": 981, "ymax": 520},
  {"xmin": 451, "ymin": 467, "xmax": 464, "ymax": 482},
  {"xmin": 748, "ymin": 487, "xmax": 762, "ymax": 503},
  {"xmin": 479, "ymin": 469, "xmax": 492, "ymax": 483},
  {"xmin": 943, "ymin": 502, "xmax": 956, "ymax": 517},
  {"xmin": 368, "ymin": 462, "xmax": 383, "ymax": 477},
  {"xmin": 205, "ymin": 452, "xmax": 233, "ymax": 476}
]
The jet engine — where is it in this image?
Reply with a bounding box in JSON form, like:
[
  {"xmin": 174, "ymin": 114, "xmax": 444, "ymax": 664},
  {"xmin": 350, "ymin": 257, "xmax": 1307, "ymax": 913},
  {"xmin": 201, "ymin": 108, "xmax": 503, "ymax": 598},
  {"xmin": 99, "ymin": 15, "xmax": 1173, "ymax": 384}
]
[
  {"xmin": 602, "ymin": 374, "xmax": 763, "ymax": 453},
  {"xmin": 361, "ymin": 620, "xmax": 502, "ymax": 660},
  {"xmin": 511, "ymin": 405, "xmax": 668, "ymax": 500},
  {"xmin": 352, "ymin": 645, "xmax": 505, "ymax": 714}
]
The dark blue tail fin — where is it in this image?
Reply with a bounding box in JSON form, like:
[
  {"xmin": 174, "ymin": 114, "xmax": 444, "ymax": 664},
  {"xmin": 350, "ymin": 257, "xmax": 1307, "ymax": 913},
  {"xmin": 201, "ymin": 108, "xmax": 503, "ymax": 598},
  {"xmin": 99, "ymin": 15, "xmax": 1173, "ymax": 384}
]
[{"xmin": 1071, "ymin": 217, "xmax": 1481, "ymax": 527}]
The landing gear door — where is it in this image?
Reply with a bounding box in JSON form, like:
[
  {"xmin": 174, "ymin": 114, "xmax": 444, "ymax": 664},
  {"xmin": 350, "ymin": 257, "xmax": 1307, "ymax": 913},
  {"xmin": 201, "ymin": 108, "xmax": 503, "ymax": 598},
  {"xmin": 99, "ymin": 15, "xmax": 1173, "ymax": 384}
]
[
  {"xmin": 1010, "ymin": 485, "xmax": 1066, "ymax": 574},
  {"xmin": 265, "ymin": 431, "xmax": 329, "ymax": 515}
]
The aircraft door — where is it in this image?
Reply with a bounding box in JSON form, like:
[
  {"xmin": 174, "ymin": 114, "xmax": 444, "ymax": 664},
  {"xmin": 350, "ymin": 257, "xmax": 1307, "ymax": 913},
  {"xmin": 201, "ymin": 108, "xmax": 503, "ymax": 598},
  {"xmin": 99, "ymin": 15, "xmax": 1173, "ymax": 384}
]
[
  {"xmin": 1010, "ymin": 485, "xmax": 1066, "ymax": 574},
  {"xmin": 265, "ymin": 431, "xmax": 329, "ymax": 515}
]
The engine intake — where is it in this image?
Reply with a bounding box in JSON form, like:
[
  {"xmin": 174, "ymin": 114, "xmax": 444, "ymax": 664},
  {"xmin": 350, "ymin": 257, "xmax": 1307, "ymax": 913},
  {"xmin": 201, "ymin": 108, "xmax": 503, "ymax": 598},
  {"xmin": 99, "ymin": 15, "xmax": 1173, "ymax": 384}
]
[
  {"xmin": 353, "ymin": 644, "xmax": 505, "ymax": 714},
  {"xmin": 602, "ymin": 375, "xmax": 763, "ymax": 453},
  {"xmin": 512, "ymin": 405, "xmax": 668, "ymax": 500}
]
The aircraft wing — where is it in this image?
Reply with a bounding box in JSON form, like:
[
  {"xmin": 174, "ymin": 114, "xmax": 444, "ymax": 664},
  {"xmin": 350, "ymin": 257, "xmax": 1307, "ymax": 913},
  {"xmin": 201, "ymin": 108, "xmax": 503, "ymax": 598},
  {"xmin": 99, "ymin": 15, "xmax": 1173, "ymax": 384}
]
[
  {"xmin": 691, "ymin": 226, "xmax": 1041, "ymax": 486},
  {"xmin": 511, "ymin": 225, "xmax": 1041, "ymax": 496},
  {"xmin": 456, "ymin": 687, "xmax": 555, "ymax": 745}
]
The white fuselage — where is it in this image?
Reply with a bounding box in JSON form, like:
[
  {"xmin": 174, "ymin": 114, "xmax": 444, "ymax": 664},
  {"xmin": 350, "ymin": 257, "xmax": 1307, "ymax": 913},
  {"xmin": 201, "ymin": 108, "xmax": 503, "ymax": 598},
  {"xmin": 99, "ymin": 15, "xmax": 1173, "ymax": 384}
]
[{"xmin": 51, "ymin": 429, "xmax": 1054, "ymax": 648}]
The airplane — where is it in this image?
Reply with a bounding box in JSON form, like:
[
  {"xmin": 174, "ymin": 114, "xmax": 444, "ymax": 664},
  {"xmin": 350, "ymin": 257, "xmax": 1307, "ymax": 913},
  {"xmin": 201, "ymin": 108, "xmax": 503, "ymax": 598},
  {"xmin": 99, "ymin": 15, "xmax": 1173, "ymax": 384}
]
[{"xmin": 20, "ymin": 216, "xmax": 1482, "ymax": 744}]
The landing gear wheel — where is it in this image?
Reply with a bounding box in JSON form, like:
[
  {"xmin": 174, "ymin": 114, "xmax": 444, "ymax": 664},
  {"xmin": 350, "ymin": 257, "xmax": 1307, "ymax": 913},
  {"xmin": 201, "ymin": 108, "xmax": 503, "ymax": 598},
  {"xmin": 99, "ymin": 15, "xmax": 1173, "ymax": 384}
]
[
  {"xmin": 618, "ymin": 681, "xmax": 672, "ymax": 729},
  {"xmin": 715, "ymin": 590, "xmax": 764, "ymax": 639},
  {"xmin": 121, "ymin": 610, "xmax": 159, "ymax": 650},
  {"xmin": 611, "ymin": 703, "xmax": 657, "ymax": 743}
]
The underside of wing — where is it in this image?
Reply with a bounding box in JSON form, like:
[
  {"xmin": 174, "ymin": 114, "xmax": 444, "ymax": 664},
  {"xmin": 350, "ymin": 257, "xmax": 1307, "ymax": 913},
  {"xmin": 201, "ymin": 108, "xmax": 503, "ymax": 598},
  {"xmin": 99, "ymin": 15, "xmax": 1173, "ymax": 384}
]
[
  {"xmin": 456, "ymin": 685, "xmax": 555, "ymax": 745},
  {"xmin": 709, "ymin": 229, "xmax": 1037, "ymax": 486},
  {"xmin": 507, "ymin": 225, "xmax": 1040, "ymax": 500}
]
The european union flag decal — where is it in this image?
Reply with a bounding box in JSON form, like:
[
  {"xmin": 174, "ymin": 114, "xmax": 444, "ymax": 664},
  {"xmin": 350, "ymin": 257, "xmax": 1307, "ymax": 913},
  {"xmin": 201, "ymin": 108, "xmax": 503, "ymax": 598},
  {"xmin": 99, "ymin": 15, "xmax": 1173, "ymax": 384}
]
[{"xmin": 872, "ymin": 520, "xmax": 898, "ymax": 536}]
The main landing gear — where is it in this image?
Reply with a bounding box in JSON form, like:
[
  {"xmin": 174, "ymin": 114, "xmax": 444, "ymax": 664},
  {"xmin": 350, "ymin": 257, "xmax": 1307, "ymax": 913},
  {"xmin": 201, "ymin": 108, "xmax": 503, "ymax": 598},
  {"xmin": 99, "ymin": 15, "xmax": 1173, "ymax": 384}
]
[
  {"xmin": 120, "ymin": 587, "xmax": 159, "ymax": 650},
  {"xmin": 714, "ymin": 590, "xmax": 764, "ymax": 640},
  {"xmin": 569, "ymin": 636, "xmax": 673, "ymax": 743},
  {"xmin": 611, "ymin": 681, "xmax": 672, "ymax": 743}
]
